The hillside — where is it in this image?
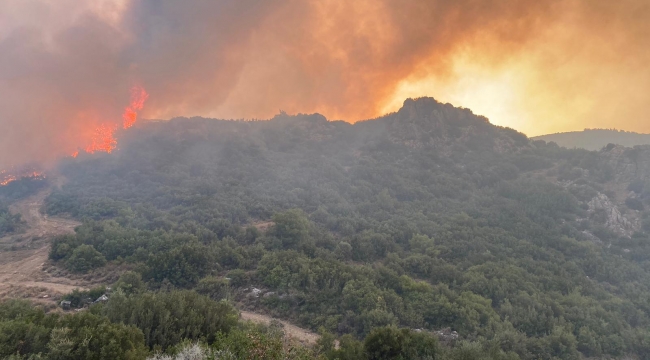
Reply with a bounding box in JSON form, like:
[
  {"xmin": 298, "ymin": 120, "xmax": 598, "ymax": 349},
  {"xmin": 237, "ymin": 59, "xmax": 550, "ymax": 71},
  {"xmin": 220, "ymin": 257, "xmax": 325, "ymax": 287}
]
[
  {"xmin": 3, "ymin": 97, "xmax": 650, "ymax": 359},
  {"xmin": 533, "ymin": 128, "xmax": 650, "ymax": 150}
]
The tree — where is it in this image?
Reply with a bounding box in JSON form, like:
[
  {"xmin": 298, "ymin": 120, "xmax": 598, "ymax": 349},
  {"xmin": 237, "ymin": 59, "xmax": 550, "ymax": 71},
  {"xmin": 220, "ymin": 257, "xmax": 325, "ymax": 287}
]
[
  {"xmin": 51, "ymin": 312, "xmax": 148, "ymax": 360},
  {"xmin": 144, "ymin": 243, "xmax": 213, "ymax": 288},
  {"xmin": 196, "ymin": 276, "xmax": 231, "ymax": 300},
  {"xmin": 65, "ymin": 245, "xmax": 106, "ymax": 273},
  {"xmin": 103, "ymin": 291, "xmax": 238, "ymax": 350},
  {"xmin": 363, "ymin": 327, "xmax": 438, "ymax": 360},
  {"xmin": 270, "ymin": 210, "xmax": 310, "ymax": 249},
  {"xmin": 114, "ymin": 272, "xmax": 146, "ymax": 295}
]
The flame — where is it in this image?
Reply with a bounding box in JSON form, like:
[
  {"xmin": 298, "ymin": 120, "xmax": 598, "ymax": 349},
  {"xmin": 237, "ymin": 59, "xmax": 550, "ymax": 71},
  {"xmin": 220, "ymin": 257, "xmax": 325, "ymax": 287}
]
[
  {"xmin": 122, "ymin": 86, "xmax": 149, "ymax": 129},
  {"xmin": 0, "ymin": 168, "xmax": 45, "ymax": 187},
  {"xmin": 0, "ymin": 175, "xmax": 16, "ymax": 186},
  {"xmin": 84, "ymin": 123, "xmax": 118, "ymax": 154},
  {"xmin": 70, "ymin": 86, "xmax": 148, "ymax": 158}
]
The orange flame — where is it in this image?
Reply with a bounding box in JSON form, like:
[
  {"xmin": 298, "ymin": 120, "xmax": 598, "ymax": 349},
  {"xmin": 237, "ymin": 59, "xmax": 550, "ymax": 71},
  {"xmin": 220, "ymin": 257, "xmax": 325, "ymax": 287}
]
[
  {"xmin": 0, "ymin": 175, "xmax": 16, "ymax": 186},
  {"xmin": 0, "ymin": 169, "xmax": 45, "ymax": 187},
  {"xmin": 122, "ymin": 86, "xmax": 149, "ymax": 129},
  {"xmin": 84, "ymin": 124, "xmax": 118, "ymax": 154},
  {"xmin": 69, "ymin": 86, "xmax": 148, "ymax": 158}
]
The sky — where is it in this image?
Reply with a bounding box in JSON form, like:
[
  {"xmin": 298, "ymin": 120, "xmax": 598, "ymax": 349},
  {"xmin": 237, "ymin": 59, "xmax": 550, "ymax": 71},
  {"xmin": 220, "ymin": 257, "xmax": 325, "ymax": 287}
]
[{"xmin": 0, "ymin": 0, "xmax": 649, "ymax": 168}]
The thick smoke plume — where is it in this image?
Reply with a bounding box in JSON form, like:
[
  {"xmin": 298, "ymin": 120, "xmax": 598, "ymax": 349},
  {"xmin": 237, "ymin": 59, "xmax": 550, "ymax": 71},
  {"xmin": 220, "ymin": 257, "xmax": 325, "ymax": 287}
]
[{"xmin": 0, "ymin": 0, "xmax": 648, "ymax": 167}]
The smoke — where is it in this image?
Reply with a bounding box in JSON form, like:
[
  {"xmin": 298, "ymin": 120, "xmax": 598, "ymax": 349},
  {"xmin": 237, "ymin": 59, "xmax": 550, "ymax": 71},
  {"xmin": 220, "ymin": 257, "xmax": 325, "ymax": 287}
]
[{"xmin": 0, "ymin": 0, "xmax": 649, "ymax": 167}]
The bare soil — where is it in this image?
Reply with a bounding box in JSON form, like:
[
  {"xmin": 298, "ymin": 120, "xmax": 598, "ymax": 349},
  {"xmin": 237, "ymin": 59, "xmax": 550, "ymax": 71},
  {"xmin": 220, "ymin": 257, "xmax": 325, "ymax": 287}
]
[
  {"xmin": 240, "ymin": 310, "xmax": 320, "ymax": 345},
  {"xmin": 0, "ymin": 187, "xmax": 86, "ymax": 303}
]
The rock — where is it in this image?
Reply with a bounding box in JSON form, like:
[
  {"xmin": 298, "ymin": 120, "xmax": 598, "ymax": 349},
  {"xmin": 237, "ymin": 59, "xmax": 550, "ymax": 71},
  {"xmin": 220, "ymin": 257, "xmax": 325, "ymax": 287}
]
[
  {"xmin": 248, "ymin": 287, "xmax": 262, "ymax": 298},
  {"xmin": 588, "ymin": 192, "xmax": 638, "ymax": 237},
  {"xmin": 600, "ymin": 145, "xmax": 650, "ymax": 184},
  {"xmin": 434, "ymin": 327, "xmax": 459, "ymax": 342}
]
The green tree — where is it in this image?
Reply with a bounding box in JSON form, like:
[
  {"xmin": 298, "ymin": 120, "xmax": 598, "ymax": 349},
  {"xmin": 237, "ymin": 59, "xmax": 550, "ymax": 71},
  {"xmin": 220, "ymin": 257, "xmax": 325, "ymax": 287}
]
[
  {"xmin": 196, "ymin": 276, "xmax": 231, "ymax": 300},
  {"xmin": 103, "ymin": 290, "xmax": 238, "ymax": 350},
  {"xmin": 270, "ymin": 209, "xmax": 310, "ymax": 249},
  {"xmin": 114, "ymin": 272, "xmax": 146, "ymax": 295},
  {"xmin": 144, "ymin": 243, "xmax": 213, "ymax": 288},
  {"xmin": 65, "ymin": 245, "xmax": 106, "ymax": 273}
]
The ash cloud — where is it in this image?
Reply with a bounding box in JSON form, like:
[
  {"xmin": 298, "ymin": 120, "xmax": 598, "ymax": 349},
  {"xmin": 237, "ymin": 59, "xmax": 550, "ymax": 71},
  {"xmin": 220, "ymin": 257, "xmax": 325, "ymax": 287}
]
[{"xmin": 0, "ymin": 0, "xmax": 648, "ymax": 167}]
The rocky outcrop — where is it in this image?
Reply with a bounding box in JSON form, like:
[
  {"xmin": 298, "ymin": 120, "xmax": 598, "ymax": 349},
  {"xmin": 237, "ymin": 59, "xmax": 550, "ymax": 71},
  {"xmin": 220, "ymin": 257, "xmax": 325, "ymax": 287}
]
[
  {"xmin": 588, "ymin": 192, "xmax": 639, "ymax": 237},
  {"xmin": 599, "ymin": 144, "xmax": 650, "ymax": 184},
  {"xmin": 433, "ymin": 328, "xmax": 459, "ymax": 343}
]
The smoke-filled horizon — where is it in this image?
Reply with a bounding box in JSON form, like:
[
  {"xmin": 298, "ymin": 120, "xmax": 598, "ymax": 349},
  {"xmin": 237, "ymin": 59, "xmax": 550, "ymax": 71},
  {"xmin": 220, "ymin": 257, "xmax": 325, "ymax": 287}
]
[{"xmin": 1, "ymin": 0, "xmax": 649, "ymax": 168}]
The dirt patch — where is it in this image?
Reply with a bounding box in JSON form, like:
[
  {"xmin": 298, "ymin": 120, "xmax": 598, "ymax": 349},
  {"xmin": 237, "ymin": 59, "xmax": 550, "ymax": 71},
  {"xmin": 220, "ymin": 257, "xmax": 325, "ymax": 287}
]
[
  {"xmin": 240, "ymin": 310, "xmax": 320, "ymax": 345},
  {"xmin": 0, "ymin": 186, "xmax": 86, "ymax": 304},
  {"xmin": 252, "ymin": 221, "xmax": 274, "ymax": 232}
]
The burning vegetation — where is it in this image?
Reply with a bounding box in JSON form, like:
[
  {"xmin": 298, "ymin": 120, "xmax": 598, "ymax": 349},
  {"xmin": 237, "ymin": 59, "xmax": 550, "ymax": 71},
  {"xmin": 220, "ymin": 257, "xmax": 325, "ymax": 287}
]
[
  {"xmin": 0, "ymin": 168, "xmax": 45, "ymax": 187},
  {"xmin": 73, "ymin": 86, "xmax": 149, "ymax": 157},
  {"xmin": 2, "ymin": 86, "xmax": 149, "ymax": 179},
  {"xmin": 123, "ymin": 86, "xmax": 149, "ymax": 130}
]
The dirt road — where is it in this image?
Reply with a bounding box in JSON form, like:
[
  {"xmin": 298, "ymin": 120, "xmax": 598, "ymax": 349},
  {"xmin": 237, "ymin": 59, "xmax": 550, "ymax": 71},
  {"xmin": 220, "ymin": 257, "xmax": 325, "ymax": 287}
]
[
  {"xmin": 240, "ymin": 310, "xmax": 320, "ymax": 345},
  {"xmin": 0, "ymin": 188, "xmax": 85, "ymax": 302}
]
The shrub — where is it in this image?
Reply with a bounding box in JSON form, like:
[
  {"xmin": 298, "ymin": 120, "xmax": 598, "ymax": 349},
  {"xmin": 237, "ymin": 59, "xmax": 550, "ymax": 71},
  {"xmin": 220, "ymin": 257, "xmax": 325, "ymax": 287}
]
[{"xmin": 66, "ymin": 245, "xmax": 106, "ymax": 273}]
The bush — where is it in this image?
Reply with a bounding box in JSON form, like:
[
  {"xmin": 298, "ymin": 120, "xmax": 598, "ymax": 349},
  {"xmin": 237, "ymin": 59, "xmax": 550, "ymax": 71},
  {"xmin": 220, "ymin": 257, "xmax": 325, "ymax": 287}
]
[
  {"xmin": 65, "ymin": 245, "xmax": 106, "ymax": 273},
  {"xmin": 103, "ymin": 290, "xmax": 239, "ymax": 350},
  {"xmin": 364, "ymin": 327, "xmax": 438, "ymax": 360},
  {"xmin": 0, "ymin": 300, "xmax": 147, "ymax": 360},
  {"xmin": 50, "ymin": 234, "xmax": 81, "ymax": 261},
  {"xmin": 628, "ymin": 179, "xmax": 645, "ymax": 194},
  {"xmin": 196, "ymin": 276, "xmax": 231, "ymax": 300},
  {"xmin": 227, "ymin": 269, "xmax": 249, "ymax": 288},
  {"xmin": 114, "ymin": 272, "xmax": 146, "ymax": 295},
  {"xmin": 144, "ymin": 243, "xmax": 214, "ymax": 288},
  {"xmin": 625, "ymin": 197, "xmax": 645, "ymax": 211}
]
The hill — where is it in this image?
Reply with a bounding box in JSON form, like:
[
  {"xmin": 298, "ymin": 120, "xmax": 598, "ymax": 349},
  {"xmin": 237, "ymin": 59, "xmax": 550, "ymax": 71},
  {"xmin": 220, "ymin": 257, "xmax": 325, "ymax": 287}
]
[
  {"xmin": 533, "ymin": 128, "xmax": 650, "ymax": 150},
  {"xmin": 3, "ymin": 97, "xmax": 650, "ymax": 359}
]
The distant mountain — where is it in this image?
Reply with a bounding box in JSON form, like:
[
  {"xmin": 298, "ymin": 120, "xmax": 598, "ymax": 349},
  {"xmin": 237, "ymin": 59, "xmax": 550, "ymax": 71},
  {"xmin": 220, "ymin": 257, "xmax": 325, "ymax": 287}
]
[{"xmin": 533, "ymin": 128, "xmax": 650, "ymax": 150}]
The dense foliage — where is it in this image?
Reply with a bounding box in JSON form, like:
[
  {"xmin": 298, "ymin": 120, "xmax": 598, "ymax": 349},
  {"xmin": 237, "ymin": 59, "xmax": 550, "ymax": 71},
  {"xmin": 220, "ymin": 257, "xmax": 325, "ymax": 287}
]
[
  {"xmin": 0, "ymin": 299, "xmax": 147, "ymax": 359},
  {"xmin": 34, "ymin": 98, "xmax": 650, "ymax": 358},
  {"xmin": 0, "ymin": 293, "xmax": 448, "ymax": 360},
  {"xmin": 0, "ymin": 176, "xmax": 47, "ymax": 236},
  {"xmin": 0, "ymin": 203, "xmax": 23, "ymax": 236}
]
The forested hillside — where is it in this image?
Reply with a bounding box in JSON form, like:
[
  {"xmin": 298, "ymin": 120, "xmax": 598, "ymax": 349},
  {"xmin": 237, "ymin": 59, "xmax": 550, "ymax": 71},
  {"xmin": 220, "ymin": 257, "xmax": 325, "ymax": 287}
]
[{"xmin": 5, "ymin": 97, "xmax": 650, "ymax": 359}]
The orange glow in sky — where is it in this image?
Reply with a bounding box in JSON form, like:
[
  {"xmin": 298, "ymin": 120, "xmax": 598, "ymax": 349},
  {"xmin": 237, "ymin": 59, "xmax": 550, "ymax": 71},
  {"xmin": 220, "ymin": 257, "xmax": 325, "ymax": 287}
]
[{"xmin": 1, "ymin": 0, "xmax": 649, "ymax": 168}]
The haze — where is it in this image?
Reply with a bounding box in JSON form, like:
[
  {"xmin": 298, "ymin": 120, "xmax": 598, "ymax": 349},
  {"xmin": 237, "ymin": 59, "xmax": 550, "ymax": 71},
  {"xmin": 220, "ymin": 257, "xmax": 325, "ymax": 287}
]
[{"xmin": 0, "ymin": 0, "xmax": 648, "ymax": 168}]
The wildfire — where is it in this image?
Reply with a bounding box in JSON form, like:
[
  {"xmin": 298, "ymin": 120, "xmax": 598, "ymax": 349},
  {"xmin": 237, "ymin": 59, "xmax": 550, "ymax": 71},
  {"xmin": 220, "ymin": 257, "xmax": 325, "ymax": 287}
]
[
  {"xmin": 71, "ymin": 86, "xmax": 149, "ymax": 157},
  {"xmin": 122, "ymin": 86, "xmax": 149, "ymax": 129},
  {"xmin": 0, "ymin": 175, "xmax": 16, "ymax": 186},
  {"xmin": 0, "ymin": 168, "xmax": 45, "ymax": 187},
  {"xmin": 84, "ymin": 123, "xmax": 118, "ymax": 154}
]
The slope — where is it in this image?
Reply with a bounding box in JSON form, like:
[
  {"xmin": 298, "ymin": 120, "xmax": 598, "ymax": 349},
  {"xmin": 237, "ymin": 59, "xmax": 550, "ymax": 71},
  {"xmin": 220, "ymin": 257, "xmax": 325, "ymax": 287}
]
[{"xmin": 40, "ymin": 97, "xmax": 650, "ymax": 359}]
